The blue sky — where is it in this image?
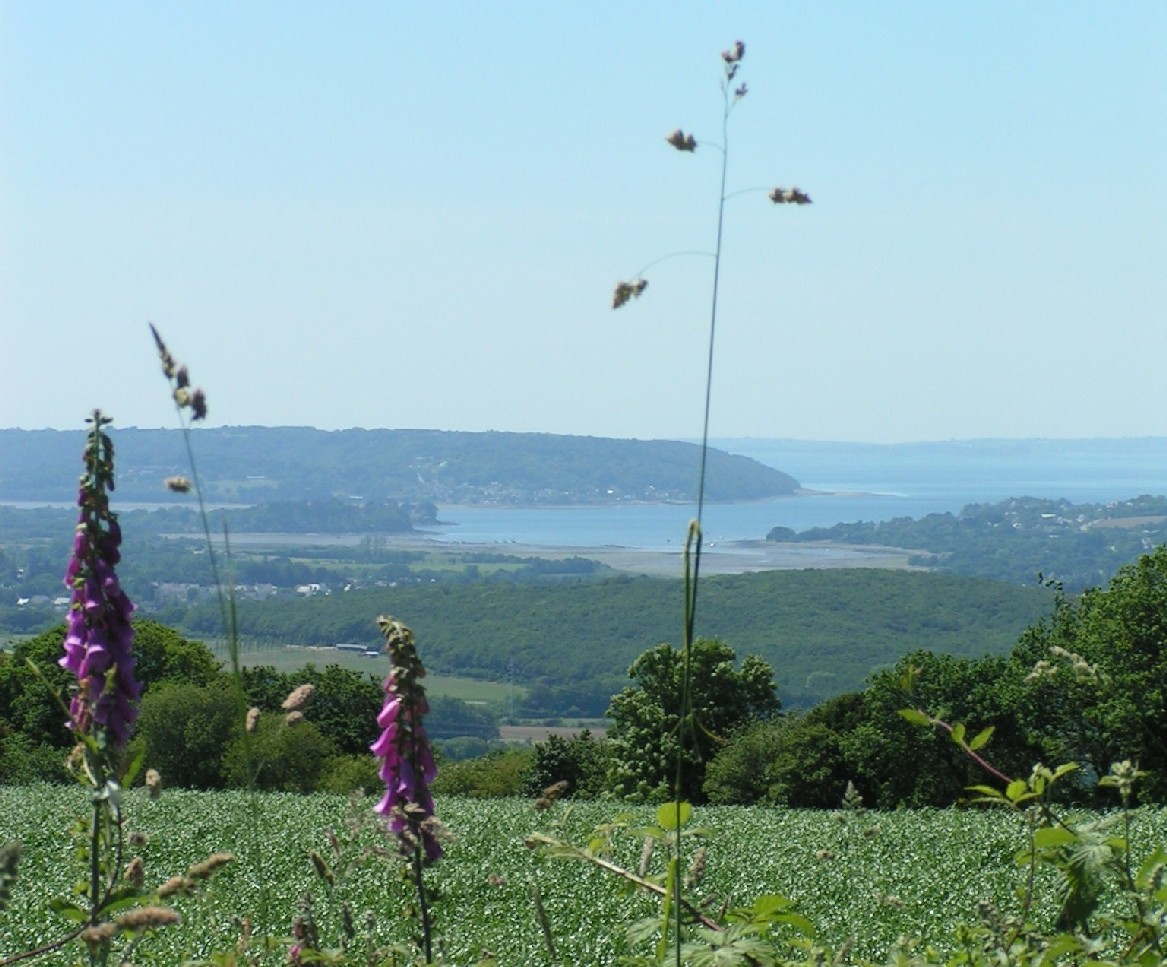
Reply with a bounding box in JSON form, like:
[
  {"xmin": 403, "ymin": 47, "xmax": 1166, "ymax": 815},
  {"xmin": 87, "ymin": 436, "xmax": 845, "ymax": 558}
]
[{"xmin": 2, "ymin": 3, "xmax": 1164, "ymax": 442}]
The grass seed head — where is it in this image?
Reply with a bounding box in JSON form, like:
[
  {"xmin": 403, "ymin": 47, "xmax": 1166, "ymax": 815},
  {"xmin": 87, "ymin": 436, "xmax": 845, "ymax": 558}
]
[
  {"xmin": 282, "ymin": 683, "xmax": 316, "ymax": 711},
  {"xmin": 115, "ymin": 905, "xmax": 182, "ymax": 932}
]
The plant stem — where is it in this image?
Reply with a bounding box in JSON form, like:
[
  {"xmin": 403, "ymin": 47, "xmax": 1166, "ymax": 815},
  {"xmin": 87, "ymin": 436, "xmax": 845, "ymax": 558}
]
[{"xmin": 413, "ymin": 846, "xmax": 433, "ymax": 963}]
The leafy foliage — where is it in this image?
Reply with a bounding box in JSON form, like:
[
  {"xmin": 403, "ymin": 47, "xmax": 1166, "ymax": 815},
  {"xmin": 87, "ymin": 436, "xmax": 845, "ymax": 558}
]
[
  {"xmin": 607, "ymin": 639, "xmax": 780, "ymax": 802},
  {"xmin": 170, "ymin": 568, "xmax": 1050, "ymax": 713},
  {"xmin": 132, "ymin": 680, "xmax": 242, "ymax": 790}
]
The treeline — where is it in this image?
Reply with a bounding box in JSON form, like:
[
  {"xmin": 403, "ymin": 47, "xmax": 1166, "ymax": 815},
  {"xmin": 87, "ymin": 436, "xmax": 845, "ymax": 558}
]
[
  {"xmin": 768, "ymin": 494, "xmax": 1167, "ymax": 590},
  {"xmin": 458, "ymin": 545, "xmax": 1167, "ymax": 809},
  {"xmin": 170, "ymin": 569, "xmax": 1051, "ymax": 713},
  {"xmin": 0, "ymin": 426, "xmax": 800, "ymax": 504},
  {"xmin": 0, "ymin": 504, "xmax": 613, "ymax": 615},
  {"xmin": 0, "ymin": 620, "xmax": 500, "ymax": 792}
]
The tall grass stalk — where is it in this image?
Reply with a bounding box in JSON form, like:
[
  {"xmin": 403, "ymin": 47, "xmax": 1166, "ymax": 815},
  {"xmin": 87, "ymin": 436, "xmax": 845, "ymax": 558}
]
[
  {"xmin": 614, "ymin": 41, "xmax": 811, "ymax": 963},
  {"xmin": 146, "ymin": 324, "xmax": 271, "ymax": 938}
]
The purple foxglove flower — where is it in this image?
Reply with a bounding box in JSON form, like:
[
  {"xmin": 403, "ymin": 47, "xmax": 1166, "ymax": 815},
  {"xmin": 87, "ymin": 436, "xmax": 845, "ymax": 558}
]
[
  {"xmin": 59, "ymin": 413, "xmax": 141, "ymax": 747},
  {"xmin": 370, "ymin": 617, "xmax": 441, "ymax": 862}
]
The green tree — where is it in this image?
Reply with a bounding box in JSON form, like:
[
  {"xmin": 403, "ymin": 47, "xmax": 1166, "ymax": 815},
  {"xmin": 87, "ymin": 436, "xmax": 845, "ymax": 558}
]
[
  {"xmin": 130, "ymin": 619, "xmax": 222, "ymax": 688},
  {"xmin": 0, "ymin": 620, "xmax": 223, "ymax": 768},
  {"xmin": 280, "ymin": 663, "xmax": 381, "ymax": 757},
  {"xmin": 607, "ymin": 639, "xmax": 779, "ymax": 803},
  {"xmin": 430, "ymin": 747, "xmax": 534, "ymax": 798},
  {"xmin": 522, "ymin": 730, "xmax": 612, "ymax": 799},
  {"xmin": 224, "ymin": 712, "xmax": 338, "ymax": 793},
  {"xmin": 0, "ymin": 627, "xmax": 76, "ymax": 759},
  {"xmin": 133, "ymin": 681, "xmax": 241, "ymax": 789},
  {"xmin": 850, "ymin": 650, "xmax": 1040, "ymax": 808},
  {"xmin": 704, "ymin": 692, "xmax": 865, "ymax": 807},
  {"xmin": 1012, "ymin": 546, "xmax": 1167, "ymax": 801}
]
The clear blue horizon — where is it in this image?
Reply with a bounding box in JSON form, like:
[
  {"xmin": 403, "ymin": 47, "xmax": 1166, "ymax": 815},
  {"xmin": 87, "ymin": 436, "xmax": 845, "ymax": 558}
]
[{"xmin": 4, "ymin": 4, "xmax": 1165, "ymax": 442}]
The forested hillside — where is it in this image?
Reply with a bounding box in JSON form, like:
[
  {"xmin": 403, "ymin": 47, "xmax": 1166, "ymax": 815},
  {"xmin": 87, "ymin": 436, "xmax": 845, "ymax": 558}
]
[
  {"xmin": 0, "ymin": 427, "xmax": 799, "ymax": 504},
  {"xmin": 172, "ymin": 569, "xmax": 1052, "ymax": 712}
]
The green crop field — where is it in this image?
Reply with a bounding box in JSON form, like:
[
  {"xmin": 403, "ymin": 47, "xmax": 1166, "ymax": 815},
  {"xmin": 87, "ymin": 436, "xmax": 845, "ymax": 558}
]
[
  {"xmin": 3, "ymin": 785, "xmax": 1160, "ymax": 965},
  {"xmin": 204, "ymin": 641, "xmax": 522, "ymax": 705}
]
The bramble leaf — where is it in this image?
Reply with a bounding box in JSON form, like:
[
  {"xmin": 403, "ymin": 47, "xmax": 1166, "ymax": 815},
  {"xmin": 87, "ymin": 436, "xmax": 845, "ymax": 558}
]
[
  {"xmin": 898, "ymin": 708, "xmax": 931, "ymax": 727},
  {"xmin": 656, "ymin": 801, "xmax": 692, "ymax": 830},
  {"xmin": 968, "ymin": 726, "xmax": 995, "ymax": 751}
]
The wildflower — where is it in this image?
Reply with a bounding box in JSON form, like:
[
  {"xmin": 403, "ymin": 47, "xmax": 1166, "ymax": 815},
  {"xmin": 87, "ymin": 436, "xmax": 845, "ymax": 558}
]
[
  {"xmin": 145, "ymin": 768, "xmax": 162, "ymax": 799},
  {"xmin": 285, "ymin": 711, "xmax": 305, "ymax": 726},
  {"xmin": 59, "ymin": 411, "xmax": 141, "ymax": 747},
  {"xmin": 370, "ymin": 616, "xmax": 442, "ymax": 862},
  {"xmin": 164, "ymin": 476, "xmax": 192, "ymax": 493},
  {"xmin": 665, "ymin": 128, "xmax": 697, "ymax": 152},
  {"xmin": 612, "ymin": 278, "xmax": 648, "ymax": 309},
  {"xmin": 246, "ymin": 707, "xmax": 261, "ymax": 732}
]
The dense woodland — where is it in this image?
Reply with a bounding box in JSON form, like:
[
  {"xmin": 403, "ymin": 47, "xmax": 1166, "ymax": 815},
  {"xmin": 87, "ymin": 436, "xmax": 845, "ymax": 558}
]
[
  {"xmin": 150, "ymin": 569, "xmax": 1049, "ymax": 713},
  {"xmin": 0, "ymin": 426, "xmax": 799, "ymax": 503}
]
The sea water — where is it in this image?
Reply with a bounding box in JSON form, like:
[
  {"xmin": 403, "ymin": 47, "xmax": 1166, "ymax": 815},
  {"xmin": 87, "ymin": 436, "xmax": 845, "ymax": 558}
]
[{"xmin": 425, "ymin": 438, "xmax": 1167, "ymax": 551}]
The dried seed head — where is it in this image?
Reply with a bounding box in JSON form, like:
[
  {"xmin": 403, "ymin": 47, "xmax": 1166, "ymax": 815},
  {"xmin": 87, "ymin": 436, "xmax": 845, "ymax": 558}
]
[
  {"xmin": 612, "ymin": 278, "xmax": 648, "ymax": 309},
  {"xmin": 189, "ymin": 852, "xmax": 235, "ymax": 881},
  {"xmin": 309, "ymin": 849, "xmax": 335, "ymax": 886},
  {"xmin": 285, "ymin": 710, "xmax": 305, "ymax": 726},
  {"xmin": 684, "ymin": 845, "xmax": 707, "ymax": 888},
  {"xmin": 637, "ymin": 836, "xmax": 655, "ymax": 878},
  {"xmin": 282, "ymin": 683, "xmax": 316, "ymax": 712},
  {"xmin": 114, "ymin": 905, "xmax": 182, "ymax": 932},
  {"xmin": 158, "ymin": 875, "xmax": 196, "ymax": 898},
  {"xmin": 149, "ymin": 323, "xmax": 177, "ymax": 380},
  {"xmin": 145, "ymin": 769, "xmax": 162, "ymax": 799},
  {"xmin": 190, "ymin": 388, "xmax": 208, "ymax": 421},
  {"xmin": 721, "ymin": 40, "xmax": 745, "ymax": 64},
  {"xmin": 124, "ymin": 856, "xmax": 145, "ymax": 889},
  {"xmin": 665, "ymin": 128, "xmax": 697, "ymax": 152},
  {"xmin": 81, "ymin": 922, "xmax": 117, "ymax": 945},
  {"xmin": 769, "ymin": 186, "xmax": 812, "ymax": 205},
  {"xmin": 164, "ymin": 476, "xmax": 192, "ymax": 493},
  {"xmin": 246, "ymin": 707, "xmax": 261, "ymax": 732}
]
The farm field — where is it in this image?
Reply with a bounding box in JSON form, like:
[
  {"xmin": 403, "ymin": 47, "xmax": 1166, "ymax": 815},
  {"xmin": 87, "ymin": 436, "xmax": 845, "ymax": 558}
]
[
  {"xmin": 3, "ymin": 785, "xmax": 1160, "ymax": 965},
  {"xmin": 204, "ymin": 641, "xmax": 523, "ymax": 706}
]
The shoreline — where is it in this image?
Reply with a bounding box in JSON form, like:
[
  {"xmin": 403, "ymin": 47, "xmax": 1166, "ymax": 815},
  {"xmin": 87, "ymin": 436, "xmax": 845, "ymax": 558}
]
[{"xmin": 362, "ymin": 532, "xmax": 920, "ymax": 577}]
